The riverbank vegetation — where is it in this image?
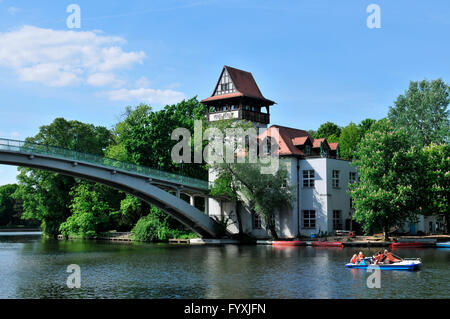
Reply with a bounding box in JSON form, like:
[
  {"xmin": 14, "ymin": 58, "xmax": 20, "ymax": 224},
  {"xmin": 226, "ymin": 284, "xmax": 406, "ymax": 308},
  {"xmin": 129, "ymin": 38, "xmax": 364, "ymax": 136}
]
[
  {"xmin": 6, "ymin": 98, "xmax": 207, "ymax": 240},
  {"xmin": 0, "ymin": 184, "xmax": 39, "ymax": 228},
  {"xmin": 0, "ymin": 79, "xmax": 448, "ymax": 240}
]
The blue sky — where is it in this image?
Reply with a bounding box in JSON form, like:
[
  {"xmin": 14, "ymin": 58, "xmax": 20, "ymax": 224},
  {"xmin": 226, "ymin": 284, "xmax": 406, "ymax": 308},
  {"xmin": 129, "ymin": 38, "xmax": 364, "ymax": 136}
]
[{"xmin": 0, "ymin": 0, "xmax": 449, "ymax": 185}]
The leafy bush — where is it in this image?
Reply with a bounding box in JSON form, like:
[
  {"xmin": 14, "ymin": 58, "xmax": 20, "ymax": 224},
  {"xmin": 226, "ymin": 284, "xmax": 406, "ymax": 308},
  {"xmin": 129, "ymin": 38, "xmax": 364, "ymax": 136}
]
[
  {"xmin": 59, "ymin": 183, "xmax": 111, "ymax": 238},
  {"xmin": 131, "ymin": 207, "xmax": 198, "ymax": 242},
  {"xmin": 131, "ymin": 207, "xmax": 171, "ymax": 241}
]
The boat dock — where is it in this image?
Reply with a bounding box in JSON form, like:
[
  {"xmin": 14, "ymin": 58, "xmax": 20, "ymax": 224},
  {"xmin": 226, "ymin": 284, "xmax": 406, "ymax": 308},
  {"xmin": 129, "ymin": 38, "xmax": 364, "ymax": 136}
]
[{"xmin": 169, "ymin": 238, "xmax": 191, "ymax": 244}]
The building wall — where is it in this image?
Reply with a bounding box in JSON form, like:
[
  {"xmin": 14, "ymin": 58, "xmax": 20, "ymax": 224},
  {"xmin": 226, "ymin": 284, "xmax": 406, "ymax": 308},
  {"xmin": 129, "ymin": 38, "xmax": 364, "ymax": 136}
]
[
  {"xmin": 400, "ymin": 215, "xmax": 443, "ymax": 235},
  {"xmin": 298, "ymin": 157, "xmax": 329, "ymax": 237},
  {"xmin": 324, "ymin": 158, "xmax": 356, "ymax": 234},
  {"xmin": 207, "ymin": 157, "xmax": 356, "ymax": 239}
]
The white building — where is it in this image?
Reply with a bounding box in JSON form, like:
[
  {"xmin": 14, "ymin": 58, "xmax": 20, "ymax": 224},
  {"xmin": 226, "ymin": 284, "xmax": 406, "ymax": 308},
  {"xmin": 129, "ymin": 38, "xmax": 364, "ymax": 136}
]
[
  {"xmin": 207, "ymin": 131, "xmax": 359, "ymax": 239},
  {"xmin": 201, "ymin": 66, "xmax": 360, "ymax": 239},
  {"xmin": 201, "ymin": 65, "xmax": 444, "ymax": 238}
]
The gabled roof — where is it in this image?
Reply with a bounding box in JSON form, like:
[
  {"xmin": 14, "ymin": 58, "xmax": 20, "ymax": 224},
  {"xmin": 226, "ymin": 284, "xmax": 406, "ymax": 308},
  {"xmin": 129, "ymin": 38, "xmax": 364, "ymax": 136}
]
[
  {"xmin": 292, "ymin": 136, "xmax": 310, "ymax": 146},
  {"xmin": 258, "ymin": 125, "xmax": 312, "ymax": 156},
  {"xmin": 225, "ymin": 66, "xmax": 264, "ymax": 100},
  {"xmin": 258, "ymin": 125, "xmax": 338, "ymax": 157},
  {"xmin": 201, "ymin": 66, "xmax": 275, "ymax": 105},
  {"xmin": 328, "ymin": 142, "xmax": 338, "ymax": 151},
  {"xmin": 313, "ymin": 138, "xmax": 326, "ymax": 148}
]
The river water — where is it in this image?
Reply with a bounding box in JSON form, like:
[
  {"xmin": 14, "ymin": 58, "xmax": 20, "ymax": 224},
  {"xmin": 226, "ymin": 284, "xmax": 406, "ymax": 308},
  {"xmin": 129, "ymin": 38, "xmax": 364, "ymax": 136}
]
[{"xmin": 0, "ymin": 232, "xmax": 449, "ymax": 299}]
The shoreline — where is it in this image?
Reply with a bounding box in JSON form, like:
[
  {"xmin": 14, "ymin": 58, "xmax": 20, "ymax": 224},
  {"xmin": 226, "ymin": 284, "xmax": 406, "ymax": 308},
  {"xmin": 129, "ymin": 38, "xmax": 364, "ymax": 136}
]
[
  {"xmin": 17, "ymin": 231, "xmax": 449, "ymax": 247},
  {"xmin": 0, "ymin": 228, "xmax": 41, "ymax": 232}
]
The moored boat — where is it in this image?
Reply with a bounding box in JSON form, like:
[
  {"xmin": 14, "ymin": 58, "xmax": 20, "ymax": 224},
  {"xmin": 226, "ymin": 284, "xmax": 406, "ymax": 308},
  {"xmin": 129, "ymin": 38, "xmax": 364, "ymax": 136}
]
[
  {"xmin": 311, "ymin": 241, "xmax": 344, "ymax": 247},
  {"xmin": 391, "ymin": 242, "xmax": 434, "ymax": 248},
  {"xmin": 272, "ymin": 240, "xmax": 306, "ymax": 246},
  {"xmin": 436, "ymin": 241, "xmax": 450, "ymax": 248}
]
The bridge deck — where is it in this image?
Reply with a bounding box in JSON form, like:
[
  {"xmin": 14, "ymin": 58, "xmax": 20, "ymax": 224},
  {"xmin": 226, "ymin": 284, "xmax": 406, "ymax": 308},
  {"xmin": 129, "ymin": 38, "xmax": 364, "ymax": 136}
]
[{"xmin": 0, "ymin": 138, "xmax": 208, "ymax": 191}]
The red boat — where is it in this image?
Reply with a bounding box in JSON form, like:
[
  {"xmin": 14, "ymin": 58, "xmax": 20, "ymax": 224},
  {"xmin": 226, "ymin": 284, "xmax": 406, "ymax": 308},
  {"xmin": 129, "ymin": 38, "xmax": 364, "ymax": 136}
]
[
  {"xmin": 272, "ymin": 240, "xmax": 306, "ymax": 246},
  {"xmin": 311, "ymin": 241, "xmax": 344, "ymax": 247},
  {"xmin": 390, "ymin": 242, "xmax": 434, "ymax": 248}
]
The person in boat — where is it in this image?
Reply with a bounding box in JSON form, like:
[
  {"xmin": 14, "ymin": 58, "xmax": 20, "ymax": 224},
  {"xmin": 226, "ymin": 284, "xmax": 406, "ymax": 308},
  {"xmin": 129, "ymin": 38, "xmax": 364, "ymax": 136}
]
[
  {"xmin": 356, "ymin": 251, "xmax": 365, "ymax": 264},
  {"xmin": 379, "ymin": 249, "xmax": 402, "ymax": 264},
  {"xmin": 350, "ymin": 254, "xmax": 358, "ymax": 264},
  {"xmin": 372, "ymin": 251, "xmax": 384, "ymax": 264}
]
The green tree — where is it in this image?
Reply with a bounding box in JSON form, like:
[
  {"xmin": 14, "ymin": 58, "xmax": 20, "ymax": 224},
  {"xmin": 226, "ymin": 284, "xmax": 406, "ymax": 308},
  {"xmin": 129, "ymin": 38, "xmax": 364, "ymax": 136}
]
[
  {"xmin": 13, "ymin": 118, "xmax": 115, "ymax": 237},
  {"xmin": 59, "ymin": 182, "xmax": 112, "ymax": 238},
  {"xmin": 211, "ymin": 161, "xmax": 293, "ymax": 239},
  {"xmin": 314, "ymin": 122, "xmax": 342, "ymax": 140},
  {"xmin": 388, "ymin": 79, "xmax": 449, "ymax": 147},
  {"xmin": 109, "ymin": 194, "xmax": 151, "ymax": 231},
  {"xmin": 113, "ymin": 98, "xmax": 207, "ymax": 180},
  {"xmin": 349, "ymin": 119, "xmax": 422, "ymax": 240},
  {"xmin": 207, "ymin": 118, "xmax": 294, "ymax": 239},
  {"xmin": 0, "ymin": 184, "xmax": 21, "ymax": 226},
  {"xmin": 130, "ymin": 206, "xmax": 193, "ymax": 241},
  {"xmin": 307, "ymin": 129, "xmax": 317, "ymax": 137},
  {"xmin": 105, "ymin": 97, "xmax": 209, "ymax": 236},
  {"xmin": 358, "ymin": 118, "xmax": 376, "ymax": 138},
  {"xmin": 339, "ymin": 122, "xmax": 360, "ymax": 160},
  {"xmin": 420, "ymin": 144, "xmax": 450, "ymax": 233}
]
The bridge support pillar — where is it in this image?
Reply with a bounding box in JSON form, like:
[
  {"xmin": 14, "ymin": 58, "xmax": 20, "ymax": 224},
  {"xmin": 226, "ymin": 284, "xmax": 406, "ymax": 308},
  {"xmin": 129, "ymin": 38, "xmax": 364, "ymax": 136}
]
[
  {"xmin": 176, "ymin": 188, "xmax": 180, "ymax": 198},
  {"xmin": 204, "ymin": 197, "xmax": 209, "ymax": 216},
  {"xmin": 190, "ymin": 195, "xmax": 195, "ymax": 207}
]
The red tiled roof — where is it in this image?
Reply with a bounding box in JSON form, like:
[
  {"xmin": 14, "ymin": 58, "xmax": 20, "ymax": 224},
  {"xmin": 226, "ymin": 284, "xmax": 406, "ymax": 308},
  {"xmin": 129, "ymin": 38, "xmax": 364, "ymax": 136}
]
[
  {"xmin": 201, "ymin": 66, "xmax": 275, "ymax": 105},
  {"xmin": 292, "ymin": 136, "xmax": 310, "ymax": 146},
  {"xmin": 313, "ymin": 138, "xmax": 326, "ymax": 148},
  {"xmin": 329, "ymin": 142, "xmax": 338, "ymax": 150},
  {"xmin": 258, "ymin": 125, "xmax": 338, "ymax": 157},
  {"xmin": 258, "ymin": 125, "xmax": 311, "ymax": 156},
  {"xmin": 201, "ymin": 92, "xmax": 243, "ymax": 102},
  {"xmin": 225, "ymin": 66, "xmax": 265, "ymax": 100}
]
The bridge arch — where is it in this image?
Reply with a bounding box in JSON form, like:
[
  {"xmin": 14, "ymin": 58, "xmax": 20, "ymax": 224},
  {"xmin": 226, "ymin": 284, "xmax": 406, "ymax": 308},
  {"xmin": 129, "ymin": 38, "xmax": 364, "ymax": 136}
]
[{"xmin": 0, "ymin": 139, "xmax": 219, "ymax": 238}]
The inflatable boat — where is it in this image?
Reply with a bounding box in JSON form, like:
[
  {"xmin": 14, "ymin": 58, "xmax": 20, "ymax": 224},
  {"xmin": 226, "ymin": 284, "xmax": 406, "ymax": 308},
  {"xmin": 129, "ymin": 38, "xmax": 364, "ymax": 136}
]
[
  {"xmin": 272, "ymin": 240, "xmax": 306, "ymax": 246},
  {"xmin": 311, "ymin": 241, "xmax": 344, "ymax": 247},
  {"xmin": 345, "ymin": 258, "xmax": 421, "ymax": 271}
]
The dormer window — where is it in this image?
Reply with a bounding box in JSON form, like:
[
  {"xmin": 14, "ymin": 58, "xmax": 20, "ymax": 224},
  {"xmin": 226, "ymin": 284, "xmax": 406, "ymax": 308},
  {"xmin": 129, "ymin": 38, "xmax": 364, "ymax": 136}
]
[{"xmin": 305, "ymin": 145, "xmax": 311, "ymax": 156}]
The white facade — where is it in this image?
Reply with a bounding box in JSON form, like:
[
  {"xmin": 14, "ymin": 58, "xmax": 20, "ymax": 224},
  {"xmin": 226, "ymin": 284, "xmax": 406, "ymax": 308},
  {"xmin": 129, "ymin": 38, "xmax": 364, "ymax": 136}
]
[
  {"xmin": 399, "ymin": 215, "xmax": 444, "ymax": 235},
  {"xmin": 208, "ymin": 157, "xmax": 357, "ymax": 239}
]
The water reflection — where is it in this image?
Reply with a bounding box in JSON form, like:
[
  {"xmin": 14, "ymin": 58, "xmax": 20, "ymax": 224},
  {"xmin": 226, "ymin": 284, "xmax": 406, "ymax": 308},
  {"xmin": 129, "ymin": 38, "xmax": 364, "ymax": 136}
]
[{"xmin": 0, "ymin": 234, "xmax": 449, "ymax": 299}]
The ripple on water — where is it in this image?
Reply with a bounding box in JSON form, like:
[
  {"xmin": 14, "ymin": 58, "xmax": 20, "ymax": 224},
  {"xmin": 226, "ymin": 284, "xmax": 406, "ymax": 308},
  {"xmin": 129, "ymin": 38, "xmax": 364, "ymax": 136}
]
[{"xmin": 0, "ymin": 237, "xmax": 449, "ymax": 299}]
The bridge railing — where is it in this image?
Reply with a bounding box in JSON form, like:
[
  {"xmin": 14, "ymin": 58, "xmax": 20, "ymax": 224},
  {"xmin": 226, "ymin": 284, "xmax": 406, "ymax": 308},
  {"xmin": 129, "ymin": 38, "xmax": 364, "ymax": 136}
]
[{"xmin": 0, "ymin": 138, "xmax": 209, "ymax": 190}]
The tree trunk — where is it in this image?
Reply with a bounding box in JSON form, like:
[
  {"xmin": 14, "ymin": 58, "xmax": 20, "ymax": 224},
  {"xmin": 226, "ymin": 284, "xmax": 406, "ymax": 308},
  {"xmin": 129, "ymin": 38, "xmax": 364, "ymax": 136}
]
[
  {"xmin": 268, "ymin": 223, "xmax": 278, "ymax": 240},
  {"xmin": 235, "ymin": 201, "xmax": 243, "ymax": 238},
  {"xmin": 383, "ymin": 225, "xmax": 389, "ymax": 241},
  {"xmin": 444, "ymin": 214, "xmax": 450, "ymax": 234}
]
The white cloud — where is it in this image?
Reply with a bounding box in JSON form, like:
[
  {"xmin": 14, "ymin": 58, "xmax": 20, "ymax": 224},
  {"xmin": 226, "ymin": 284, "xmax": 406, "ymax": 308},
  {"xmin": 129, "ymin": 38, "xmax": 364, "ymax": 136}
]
[
  {"xmin": 0, "ymin": 25, "xmax": 145, "ymax": 87},
  {"xmin": 7, "ymin": 7, "xmax": 20, "ymax": 16},
  {"xmin": 87, "ymin": 73, "xmax": 124, "ymax": 87},
  {"xmin": 17, "ymin": 63, "xmax": 81, "ymax": 87},
  {"xmin": 135, "ymin": 76, "xmax": 151, "ymax": 88},
  {"xmin": 104, "ymin": 88, "xmax": 185, "ymax": 105}
]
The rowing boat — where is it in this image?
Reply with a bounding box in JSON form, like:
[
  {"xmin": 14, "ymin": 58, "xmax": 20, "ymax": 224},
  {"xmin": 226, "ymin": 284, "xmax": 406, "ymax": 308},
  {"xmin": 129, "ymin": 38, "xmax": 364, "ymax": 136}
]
[
  {"xmin": 272, "ymin": 240, "xmax": 306, "ymax": 246},
  {"xmin": 311, "ymin": 241, "xmax": 344, "ymax": 247},
  {"xmin": 390, "ymin": 242, "xmax": 434, "ymax": 248}
]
